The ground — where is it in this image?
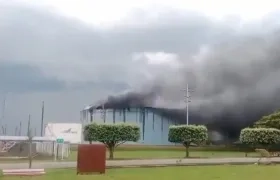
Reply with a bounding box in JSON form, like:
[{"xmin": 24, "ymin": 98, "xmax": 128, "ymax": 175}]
[
  {"xmin": 68, "ymin": 144, "xmax": 259, "ymax": 160},
  {"xmin": 0, "ymin": 149, "xmax": 259, "ymax": 163},
  {"xmin": 68, "ymin": 150, "xmax": 258, "ymax": 160},
  {"xmin": 0, "ymin": 145, "xmax": 275, "ymax": 179},
  {"xmin": 2, "ymin": 165, "xmax": 280, "ymax": 180}
]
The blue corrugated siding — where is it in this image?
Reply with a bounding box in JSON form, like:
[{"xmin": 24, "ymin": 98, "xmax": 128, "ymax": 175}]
[{"xmin": 91, "ymin": 108, "xmax": 175, "ymax": 145}]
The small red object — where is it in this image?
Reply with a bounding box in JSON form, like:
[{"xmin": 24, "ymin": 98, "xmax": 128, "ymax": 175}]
[{"xmin": 77, "ymin": 143, "xmax": 106, "ymax": 175}]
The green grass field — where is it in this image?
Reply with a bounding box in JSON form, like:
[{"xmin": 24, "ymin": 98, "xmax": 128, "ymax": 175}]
[
  {"xmin": 0, "ymin": 145, "xmax": 260, "ymax": 163},
  {"xmin": 0, "ymin": 150, "xmax": 259, "ymax": 163},
  {"xmin": 64, "ymin": 144, "xmax": 259, "ymax": 160},
  {"xmin": 67, "ymin": 150, "xmax": 258, "ymax": 160},
  {"xmin": 2, "ymin": 165, "xmax": 280, "ymax": 180}
]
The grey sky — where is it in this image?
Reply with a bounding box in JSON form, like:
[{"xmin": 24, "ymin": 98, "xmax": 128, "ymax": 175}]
[{"xmin": 0, "ymin": 1, "xmax": 279, "ymax": 135}]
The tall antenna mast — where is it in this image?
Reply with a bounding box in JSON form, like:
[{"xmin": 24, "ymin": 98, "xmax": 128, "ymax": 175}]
[{"xmin": 183, "ymin": 83, "xmax": 194, "ymax": 125}]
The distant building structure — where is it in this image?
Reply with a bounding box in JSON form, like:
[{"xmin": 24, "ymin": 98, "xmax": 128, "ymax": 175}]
[
  {"xmin": 80, "ymin": 95, "xmax": 249, "ymax": 145},
  {"xmin": 44, "ymin": 123, "xmax": 82, "ymax": 144},
  {"xmin": 80, "ymin": 106, "xmax": 182, "ymax": 145}
]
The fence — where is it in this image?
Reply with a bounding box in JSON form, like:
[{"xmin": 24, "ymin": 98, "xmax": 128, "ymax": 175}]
[
  {"xmin": 35, "ymin": 141, "xmax": 70, "ymax": 159},
  {"xmin": 0, "ymin": 136, "xmax": 71, "ymax": 160}
]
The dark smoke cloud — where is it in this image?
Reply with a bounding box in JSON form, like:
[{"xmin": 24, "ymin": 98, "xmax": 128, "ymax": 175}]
[
  {"xmin": 97, "ymin": 29, "xmax": 280, "ymax": 139},
  {"xmin": 2, "ymin": 1, "xmax": 280, "ymax": 140},
  {"xmin": 95, "ymin": 91, "xmax": 156, "ymax": 109}
]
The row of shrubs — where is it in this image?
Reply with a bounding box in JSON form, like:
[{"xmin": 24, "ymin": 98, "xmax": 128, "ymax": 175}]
[{"xmin": 84, "ymin": 123, "xmax": 280, "ymax": 159}]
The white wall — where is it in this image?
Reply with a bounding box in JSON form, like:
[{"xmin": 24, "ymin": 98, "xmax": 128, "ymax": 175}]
[{"xmin": 44, "ymin": 123, "xmax": 82, "ymax": 144}]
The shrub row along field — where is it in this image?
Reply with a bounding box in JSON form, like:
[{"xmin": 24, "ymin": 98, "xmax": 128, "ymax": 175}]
[
  {"xmin": 84, "ymin": 123, "xmax": 280, "ymax": 159},
  {"xmin": 2, "ymin": 166, "xmax": 280, "ymax": 180}
]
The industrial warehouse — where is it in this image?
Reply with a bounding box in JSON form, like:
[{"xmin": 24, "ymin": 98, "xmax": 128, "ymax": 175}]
[
  {"xmin": 81, "ymin": 106, "xmax": 179, "ymax": 145},
  {"xmin": 80, "ymin": 91, "xmax": 266, "ymax": 145}
]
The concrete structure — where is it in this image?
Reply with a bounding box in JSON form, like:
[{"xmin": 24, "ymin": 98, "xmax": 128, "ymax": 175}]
[
  {"xmin": 44, "ymin": 123, "xmax": 82, "ymax": 144},
  {"xmin": 81, "ymin": 107, "xmax": 181, "ymax": 145}
]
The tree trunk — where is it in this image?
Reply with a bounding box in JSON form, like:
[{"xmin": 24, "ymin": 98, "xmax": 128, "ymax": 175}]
[
  {"xmin": 185, "ymin": 146, "xmax": 189, "ymax": 158},
  {"xmin": 109, "ymin": 146, "xmax": 114, "ymax": 160}
]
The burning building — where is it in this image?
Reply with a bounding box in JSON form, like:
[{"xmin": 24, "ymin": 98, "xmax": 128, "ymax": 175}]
[
  {"xmin": 81, "ymin": 30, "xmax": 280, "ymax": 145},
  {"xmin": 80, "ymin": 93, "xmax": 270, "ymax": 145},
  {"xmin": 81, "ymin": 106, "xmax": 179, "ymax": 145}
]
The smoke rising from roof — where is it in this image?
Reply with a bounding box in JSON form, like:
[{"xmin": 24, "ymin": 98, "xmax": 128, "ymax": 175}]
[{"xmin": 97, "ymin": 30, "xmax": 280, "ymax": 138}]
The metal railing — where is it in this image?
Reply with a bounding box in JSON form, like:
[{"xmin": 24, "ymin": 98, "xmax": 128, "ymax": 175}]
[{"xmin": 0, "ymin": 141, "xmax": 16, "ymax": 152}]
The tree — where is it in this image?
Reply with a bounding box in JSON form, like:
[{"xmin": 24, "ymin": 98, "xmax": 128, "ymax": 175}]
[
  {"xmin": 254, "ymin": 110, "xmax": 280, "ymax": 129},
  {"xmin": 168, "ymin": 125, "xmax": 208, "ymax": 158},
  {"xmin": 84, "ymin": 123, "xmax": 140, "ymax": 159},
  {"xmin": 239, "ymin": 128, "xmax": 280, "ymax": 148}
]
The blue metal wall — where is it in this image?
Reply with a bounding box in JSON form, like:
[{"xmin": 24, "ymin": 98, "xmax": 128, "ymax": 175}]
[{"xmin": 90, "ymin": 108, "xmax": 177, "ymax": 145}]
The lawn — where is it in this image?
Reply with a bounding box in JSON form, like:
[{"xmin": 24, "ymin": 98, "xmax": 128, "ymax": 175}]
[
  {"xmin": 0, "ymin": 150, "xmax": 259, "ymax": 163},
  {"xmin": 2, "ymin": 165, "xmax": 280, "ymax": 180},
  {"xmin": 67, "ymin": 144, "xmax": 260, "ymax": 160},
  {"xmin": 65, "ymin": 150, "xmax": 258, "ymax": 161}
]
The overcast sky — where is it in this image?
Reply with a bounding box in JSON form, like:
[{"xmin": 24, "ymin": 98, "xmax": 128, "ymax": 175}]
[{"xmin": 0, "ymin": 0, "xmax": 280, "ymax": 135}]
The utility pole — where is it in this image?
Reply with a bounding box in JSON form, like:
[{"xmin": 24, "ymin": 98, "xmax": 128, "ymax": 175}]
[
  {"xmin": 40, "ymin": 101, "xmax": 45, "ymax": 137},
  {"xmin": 183, "ymin": 83, "xmax": 194, "ymax": 125},
  {"xmin": 27, "ymin": 115, "xmax": 31, "ymax": 136},
  {"xmin": 102, "ymin": 104, "xmax": 106, "ymax": 123},
  {"xmin": 0, "ymin": 96, "xmax": 6, "ymax": 133},
  {"xmin": 27, "ymin": 114, "xmax": 33, "ymax": 169},
  {"xmin": 19, "ymin": 121, "xmax": 22, "ymax": 136},
  {"xmin": 4, "ymin": 124, "xmax": 7, "ymax": 135}
]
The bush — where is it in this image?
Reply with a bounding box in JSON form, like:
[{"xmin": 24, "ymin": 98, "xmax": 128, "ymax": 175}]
[
  {"xmin": 254, "ymin": 110, "xmax": 280, "ymax": 129},
  {"xmin": 239, "ymin": 128, "xmax": 280, "ymax": 149},
  {"xmin": 84, "ymin": 123, "xmax": 140, "ymax": 159},
  {"xmin": 168, "ymin": 125, "xmax": 208, "ymax": 157}
]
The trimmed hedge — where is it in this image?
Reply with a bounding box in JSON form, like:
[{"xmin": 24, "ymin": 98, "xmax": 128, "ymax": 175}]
[
  {"xmin": 84, "ymin": 123, "xmax": 140, "ymax": 159},
  {"xmin": 168, "ymin": 125, "xmax": 208, "ymax": 157},
  {"xmin": 239, "ymin": 128, "xmax": 280, "ymax": 147}
]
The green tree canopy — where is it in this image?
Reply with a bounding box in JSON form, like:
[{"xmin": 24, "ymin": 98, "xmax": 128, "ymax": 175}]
[
  {"xmin": 84, "ymin": 123, "xmax": 140, "ymax": 159},
  {"xmin": 239, "ymin": 128, "xmax": 280, "ymax": 147},
  {"xmin": 254, "ymin": 110, "xmax": 280, "ymax": 129},
  {"xmin": 168, "ymin": 125, "xmax": 208, "ymax": 157}
]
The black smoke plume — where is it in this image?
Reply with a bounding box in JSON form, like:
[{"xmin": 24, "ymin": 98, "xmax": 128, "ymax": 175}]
[
  {"xmin": 95, "ymin": 91, "xmax": 156, "ymax": 109},
  {"xmin": 94, "ymin": 30, "xmax": 280, "ymax": 141}
]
